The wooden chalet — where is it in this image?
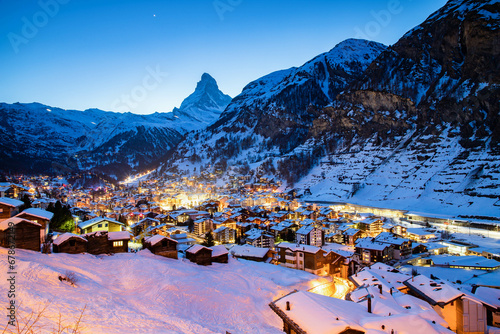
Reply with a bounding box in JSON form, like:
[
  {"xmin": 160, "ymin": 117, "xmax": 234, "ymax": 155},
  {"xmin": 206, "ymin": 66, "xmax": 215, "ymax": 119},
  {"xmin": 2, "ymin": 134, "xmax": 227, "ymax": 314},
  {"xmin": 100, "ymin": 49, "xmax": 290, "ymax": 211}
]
[
  {"xmin": 16, "ymin": 208, "xmax": 53, "ymax": 243},
  {"xmin": 0, "ymin": 217, "xmax": 42, "ymax": 252},
  {"xmin": 85, "ymin": 231, "xmax": 130, "ymax": 255},
  {"xmin": 53, "ymin": 233, "xmax": 88, "ymax": 254},
  {"xmin": 185, "ymin": 244, "xmax": 213, "ymax": 266},
  {"xmin": 210, "ymin": 245, "xmax": 228, "ymax": 263},
  {"xmin": 0, "ymin": 197, "xmax": 24, "ymax": 220},
  {"xmin": 143, "ymin": 235, "xmax": 178, "ymax": 259}
]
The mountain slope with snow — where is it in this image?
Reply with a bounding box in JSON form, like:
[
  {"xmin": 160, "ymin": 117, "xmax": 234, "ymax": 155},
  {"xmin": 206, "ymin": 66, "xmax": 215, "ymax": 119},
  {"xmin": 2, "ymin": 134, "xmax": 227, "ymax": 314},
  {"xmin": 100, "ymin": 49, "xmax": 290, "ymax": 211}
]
[
  {"xmin": 0, "ymin": 74, "xmax": 231, "ymax": 178},
  {"xmin": 163, "ymin": 0, "xmax": 499, "ymax": 219}
]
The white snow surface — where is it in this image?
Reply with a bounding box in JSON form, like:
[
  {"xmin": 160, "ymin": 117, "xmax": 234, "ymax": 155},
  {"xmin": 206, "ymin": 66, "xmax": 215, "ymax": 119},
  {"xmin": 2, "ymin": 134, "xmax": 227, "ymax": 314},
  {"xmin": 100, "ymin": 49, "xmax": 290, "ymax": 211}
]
[{"xmin": 0, "ymin": 248, "xmax": 320, "ymax": 333}]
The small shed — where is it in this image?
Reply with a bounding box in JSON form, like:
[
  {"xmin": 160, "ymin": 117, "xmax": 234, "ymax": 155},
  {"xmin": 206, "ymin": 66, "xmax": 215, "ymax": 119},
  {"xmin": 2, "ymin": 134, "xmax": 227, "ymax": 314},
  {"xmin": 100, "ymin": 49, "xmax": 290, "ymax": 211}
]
[
  {"xmin": 210, "ymin": 245, "xmax": 229, "ymax": 264},
  {"xmin": 108, "ymin": 231, "xmax": 130, "ymax": 253},
  {"xmin": 0, "ymin": 217, "xmax": 41, "ymax": 252},
  {"xmin": 53, "ymin": 233, "xmax": 88, "ymax": 254},
  {"xmin": 186, "ymin": 244, "xmax": 213, "ymax": 266},
  {"xmin": 144, "ymin": 235, "xmax": 178, "ymax": 259}
]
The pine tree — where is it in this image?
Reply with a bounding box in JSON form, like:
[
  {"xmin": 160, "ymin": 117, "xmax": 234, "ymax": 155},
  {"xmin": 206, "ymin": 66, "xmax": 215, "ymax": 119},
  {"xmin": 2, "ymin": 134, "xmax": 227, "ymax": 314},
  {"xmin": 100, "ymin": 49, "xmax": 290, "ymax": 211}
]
[{"xmin": 202, "ymin": 231, "xmax": 215, "ymax": 247}]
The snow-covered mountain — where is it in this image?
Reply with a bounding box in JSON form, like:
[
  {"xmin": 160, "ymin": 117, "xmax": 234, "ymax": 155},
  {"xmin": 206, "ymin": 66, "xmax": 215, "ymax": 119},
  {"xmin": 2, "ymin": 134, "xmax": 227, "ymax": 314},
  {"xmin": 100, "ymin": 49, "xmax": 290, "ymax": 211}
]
[
  {"xmin": 164, "ymin": 0, "xmax": 500, "ymax": 219},
  {"xmin": 0, "ymin": 73, "xmax": 231, "ymax": 178}
]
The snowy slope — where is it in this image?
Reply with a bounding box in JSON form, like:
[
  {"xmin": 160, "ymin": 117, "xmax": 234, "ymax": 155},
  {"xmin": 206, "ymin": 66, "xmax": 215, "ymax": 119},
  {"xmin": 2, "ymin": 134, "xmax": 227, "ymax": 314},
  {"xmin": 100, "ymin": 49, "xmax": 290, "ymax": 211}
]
[
  {"xmin": 0, "ymin": 73, "xmax": 231, "ymax": 177},
  {"xmin": 0, "ymin": 248, "xmax": 322, "ymax": 334}
]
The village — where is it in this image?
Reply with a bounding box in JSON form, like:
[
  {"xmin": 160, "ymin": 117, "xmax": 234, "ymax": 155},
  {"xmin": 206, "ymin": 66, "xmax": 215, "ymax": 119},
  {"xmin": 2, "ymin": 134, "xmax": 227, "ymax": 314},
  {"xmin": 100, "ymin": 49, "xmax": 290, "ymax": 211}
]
[{"xmin": 1, "ymin": 173, "xmax": 500, "ymax": 333}]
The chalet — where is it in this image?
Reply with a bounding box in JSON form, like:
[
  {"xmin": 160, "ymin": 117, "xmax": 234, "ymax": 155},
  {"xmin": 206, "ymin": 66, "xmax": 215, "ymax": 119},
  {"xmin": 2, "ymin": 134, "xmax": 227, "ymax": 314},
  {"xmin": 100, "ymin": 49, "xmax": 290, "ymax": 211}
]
[
  {"xmin": 210, "ymin": 245, "xmax": 229, "ymax": 263},
  {"xmin": 374, "ymin": 232, "xmax": 412, "ymax": 259},
  {"xmin": 78, "ymin": 217, "xmax": 125, "ymax": 234},
  {"xmin": 355, "ymin": 238, "xmax": 393, "ymax": 264},
  {"xmin": 295, "ymin": 225, "xmax": 323, "ymax": 247},
  {"xmin": 245, "ymin": 228, "xmax": 275, "ymax": 248},
  {"xmin": 343, "ymin": 228, "xmax": 362, "ymax": 246},
  {"xmin": 15, "ymin": 208, "xmax": 53, "ymax": 243},
  {"xmin": 404, "ymin": 274, "xmax": 488, "ymax": 334},
  {"xmin": 131, "ymin": 217, "xmax": 160, "ymax": 236},
  {"xmin": 143, "ymin": 235, "xmax": 178, "ymax": 259},
  {"xmin": 0, "ymin": 197, "xmax": 24, "ymax": 221},
  {"xmin": 53, "ymin": 233, "xmax": 87, "ymax": 254},
  {"xmin": 269, "ymin": 290, "xmax": 450, "ymax": 334},
  {"xmin": 185, "ymin": 244, "xmax": 213, "ymax": 266},
  {"xmin": 276, "ymin": 242, "xmax": 327, "ymax": 275},
  {"xmin": 0, "ymin": 217, "xmax": 41, "ymax": 252},
  {"xmin": 229, "ymin": 244, "xmax": 275, "ymax": 263},
  {"xmin": 469, "ymin": 286, "xmax": 500, "ymax": 329},
  {"xmin": 85, "ymin": 231, "xmax": 130, "ymax": 255}
]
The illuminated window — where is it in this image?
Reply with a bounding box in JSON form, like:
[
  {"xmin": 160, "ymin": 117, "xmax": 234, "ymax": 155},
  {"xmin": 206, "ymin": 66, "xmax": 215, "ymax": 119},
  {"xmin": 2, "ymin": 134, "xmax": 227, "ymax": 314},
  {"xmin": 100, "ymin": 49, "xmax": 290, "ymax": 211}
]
[{"xmin": 113, "ymin": 241, "xmax": 123, "ymax": 247}]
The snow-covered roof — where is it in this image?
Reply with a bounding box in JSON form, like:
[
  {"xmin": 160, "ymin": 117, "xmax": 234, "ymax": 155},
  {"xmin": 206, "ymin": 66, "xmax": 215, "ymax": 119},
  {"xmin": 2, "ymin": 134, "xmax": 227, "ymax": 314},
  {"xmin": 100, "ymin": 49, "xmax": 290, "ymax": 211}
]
[
  {"xmin": 276, "ymin": 242, "xmax": 322, "ymax": 254},
  {"xmin": 186, "ymin": 244, "xmax": 211, "ymax": 254},
  {"xmin": 18, "ymin": 208, "xmax": 54, "ymax": 220},
  {"xmin": 355, "ymin": 238, "xmax": 390, "ymax": 251},
  {"xmin": 0, "ymin": 197, "xmax": 24, "ymax": 207},
  {"xmin": 296, "ymin": 225, "xmax": 315, "ymax": 235},
  {"xmin": 0, "ymin": 217, "xmax": 41, "ymax": 231},
  {"xmin": 432, "ymin": 255, "xmax": 500, "ymax": 269},
  {"xmin": 210, "ymin": 245, "xmax": 228, "ymax": 257},
  {"xmin": 78, "ymin": 217, "xmax": 123, "ymax": 230},
  {"xmin": 403, "ymin": 274, "xmax": 464, "ymax": 306},
  {"xmin": 108, "ymin": 231, "xmax": 131, "ymax": 241},
  {"xmin": 229, "ymin": 244, "xmax": 270, "ymax": 258},
  {"xmin": 146, "ymin": 234, "xmax": 177, "ymax": 246},
  {"xmin": 53, "ymin": 233, "xmax": 87, "ymax": 246},
  {"xmin": 343, "ymin": 228, "xmax": 360, "ymax": 236},
  {"xmin": 406, "ymin": 228, "xmax": 435, "ymax": 236},
  {"xmin": 272, "ymin": 290, "xmax": 453, "ymax": 334}
]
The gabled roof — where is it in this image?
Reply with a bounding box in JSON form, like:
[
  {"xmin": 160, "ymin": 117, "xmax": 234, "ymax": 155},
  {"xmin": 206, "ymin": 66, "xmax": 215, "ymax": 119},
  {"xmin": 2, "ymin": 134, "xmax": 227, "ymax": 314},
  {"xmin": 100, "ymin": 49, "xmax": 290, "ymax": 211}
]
[
  {"xmin": 78, "ymin": 217, "xmax": 123, "ymax": 230},
  {"xmin": 0, "ymin": 217, "xmax": 41, "ymax": 231},
  {"xmin": 186, "ymin": 244, "xmax": 212, "ymax": 254},
  {"xmin": 53, "ymin": 233, "xmax": 87, "ymax": 246},
  {"xmin": 17, "ymin": 208, "xmax": 54, "ymax": 220},
  {"xmin": 0, "ymin": 197, "xmax": 24, "ymax": 208},
  {"xmin": 403, "ymin": 275, "xmax": 464, "ymax": 307}
]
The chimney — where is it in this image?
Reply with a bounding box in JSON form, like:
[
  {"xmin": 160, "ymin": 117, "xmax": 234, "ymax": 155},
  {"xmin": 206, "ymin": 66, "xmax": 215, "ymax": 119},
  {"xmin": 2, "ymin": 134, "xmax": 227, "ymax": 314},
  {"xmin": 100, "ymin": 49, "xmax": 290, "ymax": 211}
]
[
  {"xmin": 367, "ymin": 295, "xmax": 372, "ymax": 313},
  {"xmin": 379, "ymin": 285, "xmax": 383, "ymax": 295},
  {"xmin": 390, "ymin": 287, "xmax": 393, "ymax": 295},
  {"xmin": 286, "ymin": 301, "xmax": 290, "ymax": 311},
  {"xmin": 471, "ymin": 285, "xmax": 478, "ymax": 294}
]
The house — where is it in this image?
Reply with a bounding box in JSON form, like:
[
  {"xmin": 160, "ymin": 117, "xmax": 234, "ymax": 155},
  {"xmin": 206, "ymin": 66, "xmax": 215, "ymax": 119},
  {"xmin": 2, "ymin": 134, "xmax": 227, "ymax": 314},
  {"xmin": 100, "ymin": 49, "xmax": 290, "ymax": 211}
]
[
  {"xmin": 295, "ymin": 225, "xmax": 323, "ymax": 247},
  {"xmin": 169, "ymin": 233, "xmax": 196, "ymax": 251},
  {"xmin": 213, "ymin": 226, "xmax": 236, "ymax": 244},
  {"xmin": 276, "ymin": 242, "xmax": 327, "ymax": 275},
  {"xmin": 404, "ymin": 274, "xmax": 488, "ymax": 334},
  {"xmin": 245, "ymin": 228, "xmax": 275, "ymax": 248},
  {"xmin": 355, "ymin": 238, "xmax": 393, "ymax": 264},
  {"xmin": 374, "ymin": 232, "xmax": 412, "ymax": 259},
  {"xmin": 343, "ymin": 228, "xmax": 362, "ymax": 246},
  {"xmin": 85, "ymin": 231, "xmax": 130, "ymax": 255},
  {"xmin": 0, "ymin": 197, "xmax": 24, "ymax": 221},
  {"xmin": 431, "ymin": 255, "xmax": 500, "ymax": 271},
  {"xmin": 229, "ymin": 244, "xmax": 275, "ymax": 263},
  {"xmin": 78, "ymin": 217, "xmax": 125, "ymax": 234},
  {"xmin": 143, "ymin": 235, "xmax": 178, "ymax": 259},
  {"xmin": 469, "ymin": 286, "xmax": 500, "ymax": 329},
  {"xmin": 15, "ymin": 208, "xmax": 54, "ymax": 243},
  {"xmin": 210, "ymin": 245, "xmax": 229, "ymax": 263},
  {"xmin": 269, "ymin": 290, "xmax": 452, "ymax": 334},
  {"xmin": 131, "ymin": 217, "xmax": 160, "ymax": 236},
  {"xmin": 53, "ymin": 233, "xmax": 88, "ymax": 254},
  {"xmin": 185, "ymin": 244, "xmax": 213, "ymax": 266},
  {"xmin": 0, "ymin": 217, "xmax": 41, "ymax": 252}
]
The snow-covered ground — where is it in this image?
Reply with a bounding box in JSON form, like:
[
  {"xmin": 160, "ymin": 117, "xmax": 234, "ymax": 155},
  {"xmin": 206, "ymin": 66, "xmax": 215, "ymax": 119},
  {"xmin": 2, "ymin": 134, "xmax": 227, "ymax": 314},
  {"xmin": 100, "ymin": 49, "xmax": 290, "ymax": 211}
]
[{"xmin": 0, "ymin": 248, "xmax": 324, "ymax": 334}]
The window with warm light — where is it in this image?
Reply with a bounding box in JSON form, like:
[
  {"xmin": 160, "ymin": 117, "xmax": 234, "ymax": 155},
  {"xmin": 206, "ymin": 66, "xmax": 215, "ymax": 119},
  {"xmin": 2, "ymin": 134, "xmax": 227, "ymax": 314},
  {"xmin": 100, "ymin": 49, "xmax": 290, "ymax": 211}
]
[{"xmin": 113, "ymin": 241, "xmax": 123, "ymax": 247}]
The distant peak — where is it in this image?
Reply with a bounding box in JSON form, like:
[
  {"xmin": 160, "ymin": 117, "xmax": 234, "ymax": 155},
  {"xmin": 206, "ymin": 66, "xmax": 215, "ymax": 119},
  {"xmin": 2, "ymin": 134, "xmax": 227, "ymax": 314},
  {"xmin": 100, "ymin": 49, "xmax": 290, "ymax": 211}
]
[{"xmin": 195, "ymin": 73, "xmax": 218, "ymax": 90}]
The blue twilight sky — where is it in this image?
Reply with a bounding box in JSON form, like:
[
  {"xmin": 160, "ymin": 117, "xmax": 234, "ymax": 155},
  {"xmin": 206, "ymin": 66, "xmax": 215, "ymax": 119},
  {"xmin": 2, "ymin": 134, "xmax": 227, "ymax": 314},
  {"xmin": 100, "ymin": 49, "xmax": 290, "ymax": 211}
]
[{"xmin": 0, "ymin": 0, "xmax": 447, "ymax": 115}]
